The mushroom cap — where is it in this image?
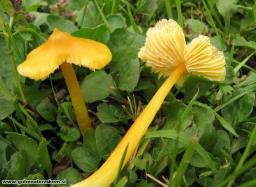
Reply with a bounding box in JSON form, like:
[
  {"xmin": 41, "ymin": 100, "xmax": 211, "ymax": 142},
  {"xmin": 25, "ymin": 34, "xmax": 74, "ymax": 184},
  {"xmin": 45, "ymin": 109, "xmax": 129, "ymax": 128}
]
[
  {"xmin": 138, "ymin": 19, "xmax": 186, "ymax": 76},
  {"xmin": 138, "ymin": 19, "xmax": 226, "ymax": 81},
  {"xmin": 17, "ymin": 28, "xmax": 112, "ymax": 80}
]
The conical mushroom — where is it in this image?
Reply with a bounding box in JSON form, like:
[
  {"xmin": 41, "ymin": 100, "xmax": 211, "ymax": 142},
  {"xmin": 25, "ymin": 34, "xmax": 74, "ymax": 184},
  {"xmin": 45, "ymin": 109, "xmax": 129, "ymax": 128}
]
[
  {"xmin": 72, "ymin": 19, "xmax": 226, "ymax": 187},
  {"xmin": 17, "ymin": 28, "xmax": 112, "ymax": 133}
]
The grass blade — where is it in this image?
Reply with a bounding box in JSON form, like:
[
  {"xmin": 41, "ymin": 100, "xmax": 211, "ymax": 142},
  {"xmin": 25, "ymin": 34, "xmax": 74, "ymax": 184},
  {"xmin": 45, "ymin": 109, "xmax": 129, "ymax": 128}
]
[
  {"xmin": 164, "ymin": 0, "xmax": 173, "ymax": 19},
  {"xmin": 227, "ymin": 123, "xmax": 256, "ymax": 187},
  {"xmin": 175, "ymin": 0, "xmax": 183, "ymax": 27},
  {"xmin": 111, "ymin": 0, "xmax": 120, "ymax": 14},
  {"xmin": 237, "ymin": 179, "xmax": 256, "ymax": 187},
  {"xmin": 113, "ymin": 145, "xmax": 129, "ymax": 187},
  {"xmin": 234, "ymin": 51, "xmax": 256, "ymax": 73},
  {"xmin": 218, "ymin": 147, "xmax": 256, "ymax": 186},
  {"xmin": 195, "ymin": 102, "xmax": 238, "ymax": 137},
  {"xmin": 145, "ymin": 129, "xmax": 217, "ymax": 172},
  {"xmin": 172, "ymin": 137, "xmax": 198, "ymax": 187}
]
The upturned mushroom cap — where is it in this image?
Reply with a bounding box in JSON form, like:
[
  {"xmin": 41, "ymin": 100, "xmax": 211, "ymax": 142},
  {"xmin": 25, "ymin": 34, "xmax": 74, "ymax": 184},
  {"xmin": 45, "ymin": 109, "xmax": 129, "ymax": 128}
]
[
  {"xmin": 138, "ymin": 19, "xmax": 226, "ymax": 81},
  {"xmin": 17, "ymin": 28, "xmax": 112, "ymax": 80}
]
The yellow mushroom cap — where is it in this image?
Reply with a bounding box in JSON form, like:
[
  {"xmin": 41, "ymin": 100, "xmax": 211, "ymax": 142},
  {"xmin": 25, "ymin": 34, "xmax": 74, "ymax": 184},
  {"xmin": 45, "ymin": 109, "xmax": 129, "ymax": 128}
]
[
  {"xmin": 17, "ymin": 28, "xmax": 112, "ymax": 80},
  {"xmin": 138, "ymin": 19, "xmax": 226, "ymax": 81}
]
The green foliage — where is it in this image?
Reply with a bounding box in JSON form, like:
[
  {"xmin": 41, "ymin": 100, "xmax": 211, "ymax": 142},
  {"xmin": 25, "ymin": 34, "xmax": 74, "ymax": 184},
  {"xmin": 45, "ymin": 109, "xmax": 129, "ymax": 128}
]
[
  {"xmin": 57, "ymin": 168, "xmax": 82, "ymax": 186},
  {"xmin": 7, "ymin": 132, "xmax": 38, "ymax": 171},
  {"xmin": 47, "ymin": 15, "xmax": 77, "ymax": 33},
  {"xmin": 81, "ymin": 70, "xmax": 115, "ymax": 103},
  {"xmin": 71, "ymin": 146, "xmax": 100, "ymax": 172},
  {"xmin": 37, "ymin": 138, "xmax": 52, "ymax": 176},
  {"xmin": 0, "ymin": 0, "xmax": 256, "ymax": 186},
  {"xmin": 96, "ymin": 103, "xmax": 129, "ymax": 123},
  {"xmin": 182, "ymin": 74, "xmax": 213, "ymax": 101},
  {"xmin": 95, "ymin": 124, "xmax": 121, "ymax": 158},
  {"xmin": 216, "ymin": 0, "xmax": 238, "ymax": 18},
  {"xmin": 221, "ymin": 89, "xmax": 255, "ymax": 126},
  {"xmin": 36, "ymin": 98, "xmax": 57, "ymax": 122},
  {"xmin": 108, "ymin": 29, "xmax": 145, "ymax": 71},
  {"xmin": 186, "ymin": 18, "xmax": 208, "ymax": 34},
  {"xmin": 58, "ymin": 127, "xmax": 80, "ymax": 142},
  {"xmin": 73, "ymin": 25, "xmax": 110, "ymax": 43},
  {"xmin": 6, "ymin": 151, "xmax": 27, "ymax": 180},
  {"xmin": 107, "ymin": 14, "xmax": 127, "ymax": 32},
  {"xmin": 117, "ymin": 59, "xmax": 140, "ymax": 92}
]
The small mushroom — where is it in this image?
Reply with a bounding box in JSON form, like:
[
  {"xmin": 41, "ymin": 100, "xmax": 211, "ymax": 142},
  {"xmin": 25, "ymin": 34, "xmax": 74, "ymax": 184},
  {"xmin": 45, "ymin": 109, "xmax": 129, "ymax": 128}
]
[
  {"xmin": 17, "ymin": 28, "xmax": 112, "ymax": 133},
  {"xmin": 71, "ymin": 19, "xmax": 226, "ymax": 187}
]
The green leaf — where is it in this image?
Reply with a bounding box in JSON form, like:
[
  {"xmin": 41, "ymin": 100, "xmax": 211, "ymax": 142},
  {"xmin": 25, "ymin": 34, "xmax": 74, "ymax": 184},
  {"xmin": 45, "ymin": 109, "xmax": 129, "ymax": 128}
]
[
  {"xmin": 76, "ymin": 1, "xmax": 102, "ymax": 27},
  {"xmin": 47, "ymin": 15, "xmax": 77, "ymax": 33},
  {"xmin": 6, "ymin": 132, "xmax": 38, "ymax": 171},
  {"xmin": 212, "ymin": 130, "xmax": 231, "ymax": 159},
  {"xmin": 25, "ymin": 173, "xmax": 46, "ymax": 187},
  {"xmin": 31, "ymin": 12, "xmax": 49, "ymax": 27},
  {"xmin": 108, "ymin": 29, "xmax": 145, "ymax": 71},
  {"xmin": 223, "ymin": 65, "xmax": 235, "ymax": 84},
  {"xmin": 68, "ymin": 0, "xmax": 85, "ymax": 10},
  {"xmin": 186, "ymin": 19, "xmax": 207, "ymax": 33},
  {"xmin": 0, "ymin": 98, "xmax": 15, "ymax": 120},
  {"xmin": 6, "ymin": 151, "xmax": 27, "ymax": 180},
  {"xmin": 215, "ymin": 112, "xmax": 239, "ymax": 137},
  {"xmin": 195, "ymin": 102, "xmax": 238, "ymax": 137},
  {"xmin": 221, "ymin": 89, "xmax": 255, "ymax": 126},
  {"xmin": 71, "ymin": 146, "xmax": 101, "ymax": 173},
  {"xmin": 115, "ymin": 176, "xmax": 128, "ymax": 187},
  {"xmin": 57, "ymin": 168, "xmax": 82, "ymax": 187},
  {"xmin": 146, "ymin": 130, "xmax": 218, "ymax": 171},
  {"xmin": 165, "ymin": 96, "xmax": 193, "ymax": 130},
  {"xmin": 52, "ymin": 142, "xmax": 71, "ymax": 163},
  {"xmin": 36, "ymin": 98, "xmax": 57, "ymax": 122},
  {"xmin": 195, "ymin": 144, "xmax": 218, "ymax": 172},
  {"xmin": 133, "ymin": 153, "xmax": 152, "ymax": 170},
  {"xmin": 107, "ymin": 14, "xmax": 127, "ymax": 32},
  {"xmin": 216, "ymin": 0, "xmax": 238, "ymax": 18},
  {"xmin": 211, "ymin": 36, "xmax": 227, "ymax": 51},
  {"xmin": 0, "ymin": 37, "xmax": 15, "ymax": 91},
  {"xmin": 22, "ymin": 0, "xmax": 44, "ymax": 11},
  {"xmin": 0, "ymin": 74, "xmax": 15, "ymax": 101},
  {"xmin": 137, "ymin": 181, "xmax": 155, "ymax": 187},
  {"xmin": 238, "ymin": 72, "xmax": 256, "ymax": 87},
  {"xmin": 0, "ymin": 137, "xmax": 12, "ymax": 175},
  {"xmin": 81, "ymin": 70, "xmax": 115, "ymax": 103},
  {"xmin": 95, "ymin": 124, "xmax": 121, "ymax": 158},
  {"xmin": 96, "ymin": 103, "xmax": 129, "ymax": 123},
  {"xmin": 193, "ymin": 105, "xmax": 217, "ymax": 149},
  {"xmin": 0, "ymin": 0, "xmax": 14, "ymax": 16},
  {"xmin": 58, "ymin": 127, "xmax": 80, "ymax": 142},
  {"xmin": 232, "ymin": 36, "xmax": 256, "ymax": 50},
  {"xmin": 172, "ymin": 138, "xmax": 198, "ymax": 187},
  {"xmin": 36, "ymin": 139, "xmax": 52, "ymax": 177},
  {"xmin": 136, "ymin": 0, "xmax": 162, "ymax": 22},
  {"xmin": 146, "ymin": 130, "xmax": 192, "ymax": 145},
  {"xmin": 182, "ymin": 74, "xmax": 212, "ymax": 101},
  {"xmin": 23, "ymin": 86, "xmax": 51, "ymax": 107},
  {"xmin": 117, "ymin": 59, "xmax": 140, "ymax": 92},
  {"xmin": 190, "ymin": 153, "xmax": 208, "ymax": 168},
  {"xmin": 83, "ymin": 128, "xmax": 98, "ymax": 151},
  {"xmin": 72, "ymin": 24, "xmax": 110, "ymax": 43}
]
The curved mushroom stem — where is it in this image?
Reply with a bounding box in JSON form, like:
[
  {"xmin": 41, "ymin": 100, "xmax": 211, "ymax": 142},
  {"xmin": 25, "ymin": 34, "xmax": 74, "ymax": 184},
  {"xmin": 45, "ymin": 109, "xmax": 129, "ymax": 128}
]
[
  {"xmin": 60, "ymin": 62, "xmax": 91, "ymax": 133},
  {"xmin": 71, "ymin": 64, "xmax": 186, "ymax": 187}
]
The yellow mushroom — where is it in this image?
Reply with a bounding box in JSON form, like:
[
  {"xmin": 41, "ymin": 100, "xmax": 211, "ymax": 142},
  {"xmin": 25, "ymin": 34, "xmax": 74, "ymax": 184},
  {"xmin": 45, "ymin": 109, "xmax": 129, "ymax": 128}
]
[
  {"xmin": 17, "ymin": 28, "xmax": 112, "ymax": 133},
  {"xmin": 71, "ymin": 19, "xmax": 226, "ymax": 187}
]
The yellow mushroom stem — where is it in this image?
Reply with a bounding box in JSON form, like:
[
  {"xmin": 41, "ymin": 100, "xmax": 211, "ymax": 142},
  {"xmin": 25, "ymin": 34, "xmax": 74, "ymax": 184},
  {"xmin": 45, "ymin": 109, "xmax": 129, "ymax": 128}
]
[
  {"xmin": 60, "ymin": 62, "xmax": 91, "ymax": 133},
  {"xmin": 72, "ymin": 64, "xmax": 186, "ymax": 187}
]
